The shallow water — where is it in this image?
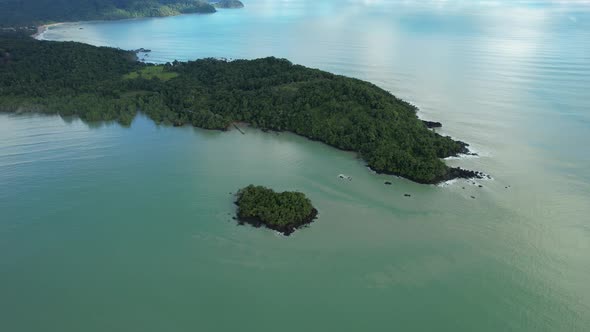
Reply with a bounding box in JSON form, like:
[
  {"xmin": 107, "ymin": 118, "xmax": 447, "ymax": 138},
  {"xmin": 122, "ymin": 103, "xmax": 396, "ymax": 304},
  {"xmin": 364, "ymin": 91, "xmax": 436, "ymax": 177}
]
[{"xmin": 2, "ymin": 0, "xmax": 590, "ymax": 330}]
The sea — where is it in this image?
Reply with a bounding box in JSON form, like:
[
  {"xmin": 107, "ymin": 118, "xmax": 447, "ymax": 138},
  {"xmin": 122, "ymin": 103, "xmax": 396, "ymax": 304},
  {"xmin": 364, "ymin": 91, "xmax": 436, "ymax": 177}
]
[{"xmin": 1, "ymin": 0, "xmax": 589, "ymax": 330}]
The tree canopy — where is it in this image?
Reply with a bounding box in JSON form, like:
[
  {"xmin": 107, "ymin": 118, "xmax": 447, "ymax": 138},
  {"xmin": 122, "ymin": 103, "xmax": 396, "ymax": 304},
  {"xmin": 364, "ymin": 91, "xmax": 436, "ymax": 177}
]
[
  {"xmin": 0, "ymin": 35, "xmax": 472, "ymax": 183},
  {"xmin": 235, "ymin": 185, "xmax": 317, "ymax": 236},
  {"xmin": 0, "ymin": 0, "xmax": 216, "ymax": 26}
]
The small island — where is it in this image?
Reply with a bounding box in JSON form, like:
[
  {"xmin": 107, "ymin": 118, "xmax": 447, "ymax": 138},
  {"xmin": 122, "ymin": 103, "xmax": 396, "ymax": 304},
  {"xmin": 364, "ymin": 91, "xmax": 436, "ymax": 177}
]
[
  {"xmin": 213, "ymin": 0, "xmax": 245, "ymax": 9},
  {"xmin": 235, "ymin": 185, "xmax": 318, "ymax": 236}
]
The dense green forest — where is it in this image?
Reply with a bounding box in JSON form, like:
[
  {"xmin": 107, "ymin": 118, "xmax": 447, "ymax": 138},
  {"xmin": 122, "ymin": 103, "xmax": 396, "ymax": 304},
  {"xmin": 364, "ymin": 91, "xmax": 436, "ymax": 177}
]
[
  {"xmin": 213, "ymin": 0, "xmax": 244, "ymax": 8},
  {"xmin": 0, "ymin": 34, "xmax": 474, "ymax": 183},
  {"xmin": 0, "ymin": 0, "xmax": 216, "ymax": 26},
  {"xmin": 235, "ymin": 185, "xmax": 317, "ymax": 236}
]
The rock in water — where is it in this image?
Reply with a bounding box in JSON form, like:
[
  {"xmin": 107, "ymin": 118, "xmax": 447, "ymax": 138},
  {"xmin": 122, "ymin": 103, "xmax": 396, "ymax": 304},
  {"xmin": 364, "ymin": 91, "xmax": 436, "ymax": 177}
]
[
  {"xmin": 234, "ymin": 185, "xmax": 318, "ymax": 236},
  {"xmin": 422, "ymin": 120, "xmax": 443, "ymax": 128}
]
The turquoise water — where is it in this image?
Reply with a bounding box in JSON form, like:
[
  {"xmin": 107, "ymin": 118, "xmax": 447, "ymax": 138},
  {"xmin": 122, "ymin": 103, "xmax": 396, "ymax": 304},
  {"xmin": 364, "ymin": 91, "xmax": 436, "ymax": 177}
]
[{"xmin": 2, "ymin": 0, "xmax": 590, "ymax": 330}]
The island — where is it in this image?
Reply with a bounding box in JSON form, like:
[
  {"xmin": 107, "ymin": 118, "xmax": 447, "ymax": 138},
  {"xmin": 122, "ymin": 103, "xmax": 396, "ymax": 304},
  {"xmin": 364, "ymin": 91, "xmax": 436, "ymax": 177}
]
[
  {"xmin": 213, "ymin": 0, "xmax": 245, "ymax": 9},
  {"xmin": 0, "ymin": 34, "xmax": 483, "ymax": 184},
  {"xmin": 0, "ymin": 0, "xmax": 216, "ymax": 27},
  {"xmin": 235, "ymin": 185, "xmax": 318, "ymax": 236}
]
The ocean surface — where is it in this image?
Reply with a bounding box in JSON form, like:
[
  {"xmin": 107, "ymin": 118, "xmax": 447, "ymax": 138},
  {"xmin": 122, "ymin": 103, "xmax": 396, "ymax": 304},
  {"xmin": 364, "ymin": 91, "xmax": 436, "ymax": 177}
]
[{"xmin": 2, "ymin": 0, "xmax": 590, "ymax": 330}]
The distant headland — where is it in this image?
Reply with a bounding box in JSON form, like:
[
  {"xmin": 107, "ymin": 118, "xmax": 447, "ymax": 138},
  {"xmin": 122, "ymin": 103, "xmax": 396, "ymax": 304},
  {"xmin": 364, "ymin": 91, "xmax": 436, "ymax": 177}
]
[{"xmin": 213, "ymin": 0, "xmax": 245, "ymax": 9}]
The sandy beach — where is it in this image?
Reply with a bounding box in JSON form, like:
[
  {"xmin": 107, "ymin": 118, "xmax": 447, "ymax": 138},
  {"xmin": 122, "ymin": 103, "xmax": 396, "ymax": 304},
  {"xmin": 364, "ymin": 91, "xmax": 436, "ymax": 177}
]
[{"xmin": 32, "ymin": 23, "xmax": 63, "ymax": 40}]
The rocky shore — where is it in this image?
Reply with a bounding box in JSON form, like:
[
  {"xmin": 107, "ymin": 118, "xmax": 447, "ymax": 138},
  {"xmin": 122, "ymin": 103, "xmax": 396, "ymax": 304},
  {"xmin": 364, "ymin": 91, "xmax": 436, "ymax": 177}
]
[
  {"xmin": 213, "ymin": 0, "xmax": 245, "ymax": 9},
  {"xmin": 372, "ymin": 166, "xmax": 486, "ymax": 185},
  {"xmin": 422, "ymin": 120, "xmax": 442, "ymax": 128},
  {"xmin": 445, "ymin": 167, "xmax": 488, "ymax": 181},
  {"xmin": 235, "ymin": 208, "xmax": 318, "ymax": 236},
  {"xmin": 224, "ymin": 122, "xmax": 483, "ymax": 185}
]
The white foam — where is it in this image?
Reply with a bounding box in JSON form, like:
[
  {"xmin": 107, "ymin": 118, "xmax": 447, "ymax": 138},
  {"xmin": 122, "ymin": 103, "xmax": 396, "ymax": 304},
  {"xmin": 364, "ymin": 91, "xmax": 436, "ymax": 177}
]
[
  {"xmin": 366, "ymin": 166, "xmax": 377, "ymax": 174},
  {"xmin": 444, "ymin": 153, "xmax": 478, "ymax": 161},
  {"xmin": 437, "ymin": 179, "xmax": 458, "ymax": 187},
  {"xmin": 34, "ymin": 29, "xmax": 47, "ymax": 40},
  {"xmin": 437, "ymin": 174, "xmax": 494, "ymax": 188},
  {"xmin": 445, "ymin": 145, "xmax": 491, "ymax": 160},
  {"xmin": 33, "ymin": 23, "xmax": 63, "ymax": 41}
]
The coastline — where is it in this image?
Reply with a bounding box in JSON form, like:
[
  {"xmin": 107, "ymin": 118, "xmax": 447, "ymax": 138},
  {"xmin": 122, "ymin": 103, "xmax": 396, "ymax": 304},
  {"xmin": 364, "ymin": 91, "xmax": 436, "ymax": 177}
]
[
  {"xmin": 5, "ymin": 32, "xmax": 485, "ymax": 185},
  {"xmin": 32, "ymin": 23, "xmax": 63, "ymax": 40},
  {"xmin": 231, "ymin": 124, "xmax": 483, "ymax": 184},
  {"xmin": 236, "ymin": 207, "xmax": 319, "ymax": 237},
  {"xmin": 29, "ymin": 12, "xmax": 208, "ymax": 41},
  {"xmin": 28, "ymin": 6, "xmax": 225, "ymax": 41}
]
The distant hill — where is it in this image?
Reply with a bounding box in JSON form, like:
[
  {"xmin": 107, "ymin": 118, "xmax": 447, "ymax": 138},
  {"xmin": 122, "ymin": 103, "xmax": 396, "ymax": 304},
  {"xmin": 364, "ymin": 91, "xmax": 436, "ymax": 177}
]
[
  {"xmin": 0, "ymin": 0, "xmax": 216, "ymax": 27},
  {"xmin": 213, "ymin": 0, "xmax": 244, "ymax": 9}
]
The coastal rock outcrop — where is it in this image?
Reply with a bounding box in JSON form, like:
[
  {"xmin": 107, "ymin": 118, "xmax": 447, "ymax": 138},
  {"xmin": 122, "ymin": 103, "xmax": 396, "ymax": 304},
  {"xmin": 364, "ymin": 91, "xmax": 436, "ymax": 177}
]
[
  {"xmin": 422, "ymin": 120, "xmax": 442, "ymax": 128},
  {"xmin": 446, "ymin": 167, "xmax": 486, "ymax": 181}
]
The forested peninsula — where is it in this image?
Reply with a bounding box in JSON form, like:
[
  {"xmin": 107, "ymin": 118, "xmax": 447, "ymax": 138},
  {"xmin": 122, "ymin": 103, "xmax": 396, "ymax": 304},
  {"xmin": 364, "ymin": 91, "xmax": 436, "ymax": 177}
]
[
  {"xmin": 0, "ymin": 0, "xmax": 218, "ymax": 27},
  {"xmin": 0, "ymin": 34, "xmax": 481, "ymax": 184},
  {"xmin": 235, "ymin": 185, "xmax": 317, "ymax": 236}
]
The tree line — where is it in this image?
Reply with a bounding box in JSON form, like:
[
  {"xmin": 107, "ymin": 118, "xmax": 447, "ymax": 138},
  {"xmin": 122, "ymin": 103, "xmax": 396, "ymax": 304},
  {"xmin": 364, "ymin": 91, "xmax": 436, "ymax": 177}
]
[
  {"xmin": 235, "ymin": 185, "xmax": 317, "ymax": 235},
  {"xmin": 0, "ymin": 34, "xmax": 468, "ymax": 183},
  {"xmin": 0, "ymin": 0, "xmax": 216, "ymax": 27}
]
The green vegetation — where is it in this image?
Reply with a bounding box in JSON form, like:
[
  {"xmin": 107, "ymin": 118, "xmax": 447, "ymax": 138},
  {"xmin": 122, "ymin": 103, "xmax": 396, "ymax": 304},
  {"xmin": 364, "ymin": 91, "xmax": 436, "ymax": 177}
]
[
  {"xmin": 0, "ymin": 0, "xmax": 216, "ymax": 27},
  {"xmin": 0, "ymin": 35, "xmax": 470, "ymax": 183},
  {"xmin": 213, "ymin": 0, "xmax": 244, "ymax": 9},
  {"xmin": 123, "ymin": 66, "xmax": 179, "ymax": 81},
  {"xmin": 235, "ymin": 185, "xmax": 317, "ymax": 236}
]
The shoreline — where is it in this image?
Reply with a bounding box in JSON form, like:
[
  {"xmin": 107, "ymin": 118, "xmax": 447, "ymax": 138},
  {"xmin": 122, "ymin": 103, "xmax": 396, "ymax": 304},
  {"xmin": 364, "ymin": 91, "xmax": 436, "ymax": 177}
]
[
  {"xmin": 29, "ymin": 9, "xmax": 224, "ymax": 41},
  {"xmin": 227, "ymin": 124, "xmax": 484, "ymax": 185},
  {"xmin": 32, "ymin": 23, "xmax": 63, "ymax": 40},
  {"xmin": 235, "ymin": 207, "xmax": 319, "ymax": 237},
  {"xmin": 6, "ymin": 34, "xmax": 486, "ymax": 185}
]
